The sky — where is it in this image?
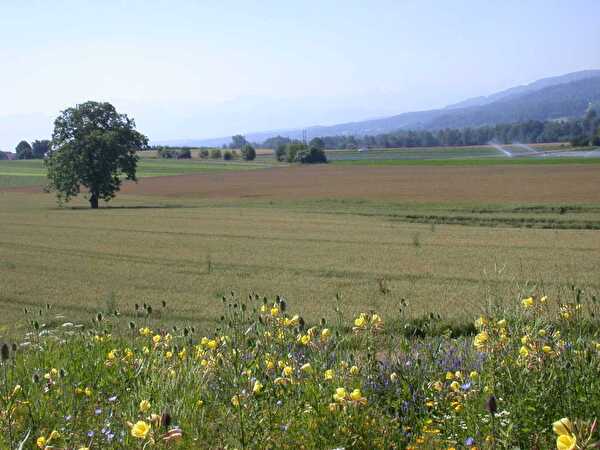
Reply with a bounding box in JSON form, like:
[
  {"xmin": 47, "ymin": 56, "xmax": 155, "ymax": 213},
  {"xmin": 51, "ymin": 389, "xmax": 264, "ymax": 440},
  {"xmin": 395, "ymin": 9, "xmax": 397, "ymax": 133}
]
[{"xmin": 1, "ymin": 0, "xmax": 600, "ymax": 149}]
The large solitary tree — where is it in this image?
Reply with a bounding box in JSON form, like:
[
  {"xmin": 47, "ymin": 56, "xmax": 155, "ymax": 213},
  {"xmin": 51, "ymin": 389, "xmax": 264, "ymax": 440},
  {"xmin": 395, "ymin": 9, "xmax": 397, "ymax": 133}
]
[{"xmin": 45, "ymin": 101, "xmax": 148, "ymax": 208}]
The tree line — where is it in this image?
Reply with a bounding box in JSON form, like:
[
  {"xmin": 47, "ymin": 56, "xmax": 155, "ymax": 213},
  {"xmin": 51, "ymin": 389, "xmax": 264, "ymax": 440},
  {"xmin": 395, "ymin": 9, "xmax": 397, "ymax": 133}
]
[{"xmin": 261, "ymin": 110, "xmax": 600, "ymax": 150}]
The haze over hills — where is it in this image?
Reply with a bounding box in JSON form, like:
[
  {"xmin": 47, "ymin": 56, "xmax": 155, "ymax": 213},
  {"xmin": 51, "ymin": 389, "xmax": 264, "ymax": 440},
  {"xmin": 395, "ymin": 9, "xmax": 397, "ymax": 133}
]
[{"xmin": 158, "ymin": 70, "xmax": 600, "ymax": 147}]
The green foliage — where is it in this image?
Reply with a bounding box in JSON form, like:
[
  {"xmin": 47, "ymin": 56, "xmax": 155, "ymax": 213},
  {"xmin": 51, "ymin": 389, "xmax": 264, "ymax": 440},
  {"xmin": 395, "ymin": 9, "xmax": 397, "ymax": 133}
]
[
  {"xmin": 2, "ymin": 292, "xmax": 600, "ymax": 449},
  {"xmin": 31, "ymin": 139, "xmax": 51, "ymax": 159},
  {"xmin": 176, "ymin": 148, "xmax": 191, "ymax": 159},
  {"xmin": 303, "ymin": 113, "xmax": 600, "ymax": 150},
  {"xmin": 295, "ymin": 146, "xmax": 328, "ymax": 164},
  {"xmin": 230, "ymin": 134, "xmax": 248, "ymax": 149},
  {"xmin": 223, "ymin": 150, "xmax": 234, "ymax": 160},
  {"xmin": 241, "ymin": 143, "xmax": 256, "ymax": 161},
  {"xmin": 274, "ymin": 144, "xmax": 287, "ymax": 162},
  {"xmin": 309, "ymin": 137, "xmax": 325, "ymax": 151},
  {"xmin": 0, "ymin": 151, "xmax": 8, "ymax": 160},
  {"xmin": 199, "ymin": 149, "xmax": 210, "ymax": 159},
  {"xmin": 284, "ymin": 142, "xmax": 307, "ymax": 163},
  {"xmin": 45, "ymin": 101, "xmax": 148, "ymax": 208},
  {"xmin": 210, "ymin": 149, "xmax": 222, "ymax": 159},
  {"xmin": 15, "ymin": 140, "xmax": 33, "ymax": 160}
]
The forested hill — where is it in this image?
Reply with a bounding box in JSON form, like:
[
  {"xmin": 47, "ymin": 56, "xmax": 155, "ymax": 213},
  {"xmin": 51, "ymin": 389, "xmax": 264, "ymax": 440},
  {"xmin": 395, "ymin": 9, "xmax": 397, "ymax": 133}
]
[{"xmin": 303, "ymin": 75, "xmax": 600, "ymax": 136}]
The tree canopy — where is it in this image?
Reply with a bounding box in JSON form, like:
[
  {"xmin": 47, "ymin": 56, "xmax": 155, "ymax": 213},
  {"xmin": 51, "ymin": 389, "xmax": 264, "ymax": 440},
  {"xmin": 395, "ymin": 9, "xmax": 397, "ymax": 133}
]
[
  {"xmin": 230, "ymin": 135, "xmax": 248, "ymax": 149},
  {"xmin": 45, "ymin": 101, "xmax": 148, "ymax": 208},
  {"xmin": 15, "ymin": 140, "xmax": 33, "ymax": 159},
  {"xmin": 32, "ymin": 139, "xmax": 51, "ymax": 159},
  {"xmin": 241, "ymin": 143, "xmax": 256, "ymax": 161}
]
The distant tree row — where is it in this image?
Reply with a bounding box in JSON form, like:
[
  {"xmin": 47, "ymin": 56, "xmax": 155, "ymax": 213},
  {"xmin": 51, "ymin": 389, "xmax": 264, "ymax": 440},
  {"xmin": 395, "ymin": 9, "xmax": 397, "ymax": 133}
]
[
  {"xmin": 273, "ymin": 138, "xmax": 327, "ymax": 164},
  {"xmin": 13, "ymin": 139, "xmax": 51, "ymax": 159},
  {"xmin": 262, "ymin": 111, "xmax": 600, "ymax": 150}
]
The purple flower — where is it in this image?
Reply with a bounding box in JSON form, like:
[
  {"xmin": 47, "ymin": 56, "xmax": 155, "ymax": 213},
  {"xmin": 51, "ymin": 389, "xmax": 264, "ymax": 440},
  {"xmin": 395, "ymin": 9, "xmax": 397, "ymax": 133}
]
[
  {"xmin": 95, "ymin": 408, "xmax": 102, "ymax": 415},
  {"xmin": 465, "ymin": 437, "xmax": 475, "ymax": 446}
]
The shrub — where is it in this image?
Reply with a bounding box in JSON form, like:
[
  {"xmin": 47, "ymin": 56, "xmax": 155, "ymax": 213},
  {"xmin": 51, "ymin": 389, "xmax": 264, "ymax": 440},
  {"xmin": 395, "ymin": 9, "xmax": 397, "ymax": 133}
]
[
  {"xmin": 285, "ymin": 142, "xmax": 307, "ymax": 163},
  {"xmin": 241, "ymin": 143, "xmax": 256, "ymax": 161},
  {"xmin": 199, "ymin": 149, "xmax": 210, "ymax": 159},
  {"xmin": 176, "ymin": 148, "xmax": 191, "ymax": 159},
  {"xmin": 223, "ymin": 150, "xmax": 233, "ymax": 160},
  {"xmin": 275, "ymin": 144, "xmax": 287, "ymax": 162},
  {"xmin": 294, "ymin": 146, "xmax": 328, "ymax": 164},
  {"xmin": 210, "ymin": 149, "xmax": 222, "ymax": 159}
]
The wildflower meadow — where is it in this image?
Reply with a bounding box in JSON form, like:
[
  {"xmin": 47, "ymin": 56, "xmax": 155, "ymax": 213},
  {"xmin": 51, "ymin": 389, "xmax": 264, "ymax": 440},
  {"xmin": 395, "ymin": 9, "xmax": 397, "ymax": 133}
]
[{"xmin": 1, "ymin": 290, "xmax": 600, "ymax": 449}]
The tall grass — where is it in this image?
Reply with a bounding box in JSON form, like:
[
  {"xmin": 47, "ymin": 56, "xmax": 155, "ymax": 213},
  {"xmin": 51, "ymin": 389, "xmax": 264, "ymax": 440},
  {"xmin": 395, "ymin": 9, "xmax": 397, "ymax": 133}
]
[{"xmin": 1, "ymin": 289, "xmax": 600, "ymax": 449}]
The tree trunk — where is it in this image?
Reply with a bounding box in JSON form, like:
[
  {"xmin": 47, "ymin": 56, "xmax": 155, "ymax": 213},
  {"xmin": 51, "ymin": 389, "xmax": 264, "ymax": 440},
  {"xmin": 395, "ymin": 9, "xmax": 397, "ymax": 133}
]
[{"xmin": 90, "ymin": 193, "xmax": 99, "ymax": 209}]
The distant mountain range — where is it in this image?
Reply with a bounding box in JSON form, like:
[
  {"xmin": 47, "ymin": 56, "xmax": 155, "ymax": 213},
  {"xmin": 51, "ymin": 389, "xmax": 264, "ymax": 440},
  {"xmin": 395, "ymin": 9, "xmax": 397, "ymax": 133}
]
[{"xmin": 159, "ymin": 70, "xmax": 600, "ymax": 147}]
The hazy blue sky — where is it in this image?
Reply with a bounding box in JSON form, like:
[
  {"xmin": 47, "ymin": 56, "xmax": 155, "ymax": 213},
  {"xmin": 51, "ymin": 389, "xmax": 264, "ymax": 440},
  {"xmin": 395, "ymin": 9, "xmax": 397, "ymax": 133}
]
[{"xmin": 1, "ymin": 0, "xmax": 599, "ymax": 148}]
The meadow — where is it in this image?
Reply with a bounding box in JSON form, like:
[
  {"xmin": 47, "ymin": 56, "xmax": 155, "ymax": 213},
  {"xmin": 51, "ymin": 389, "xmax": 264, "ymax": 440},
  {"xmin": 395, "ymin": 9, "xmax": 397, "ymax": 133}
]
[
  {"xmin": 1, "ymin": 158, "xmax": 600, "ymax": 448},
  {"xmin": 0, "ymin": 158, "xmax": 278, "ymax": 189}
]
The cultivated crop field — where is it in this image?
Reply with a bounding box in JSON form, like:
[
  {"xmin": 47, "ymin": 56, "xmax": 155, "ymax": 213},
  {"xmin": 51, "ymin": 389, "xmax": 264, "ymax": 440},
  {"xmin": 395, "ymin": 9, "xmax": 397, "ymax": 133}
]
[
  {"xmin": 2, "ymin": 161, "xmax": 600, "ymax": 339},
  {"xmin": 0, "ymin": 158, "xmax": 278, "ymax": 189}
]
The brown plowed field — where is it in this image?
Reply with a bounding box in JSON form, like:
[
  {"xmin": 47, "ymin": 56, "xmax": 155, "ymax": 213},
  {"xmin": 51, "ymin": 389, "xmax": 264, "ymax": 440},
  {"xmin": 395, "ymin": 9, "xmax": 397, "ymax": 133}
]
[
  {"xmin": 9, "ymin": 164, "xmax": 600, "ymax": 203},
  {"xmin": 115, "ymin": 164, "xmax": 600, "ymax": 203}
]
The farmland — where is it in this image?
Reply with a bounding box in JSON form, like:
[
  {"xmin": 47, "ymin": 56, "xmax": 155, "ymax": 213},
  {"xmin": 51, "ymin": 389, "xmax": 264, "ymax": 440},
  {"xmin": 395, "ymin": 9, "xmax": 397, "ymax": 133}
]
[{"xmin": 2, "ymin": 160, "xmax": 600, "ymax": 339}]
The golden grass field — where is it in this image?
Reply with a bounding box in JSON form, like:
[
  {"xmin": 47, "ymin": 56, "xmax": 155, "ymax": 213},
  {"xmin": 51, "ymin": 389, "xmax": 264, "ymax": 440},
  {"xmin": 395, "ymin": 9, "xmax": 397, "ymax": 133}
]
[{"xmin": 2, "ymin": 163, "xmax": 600, "ymax": 339}]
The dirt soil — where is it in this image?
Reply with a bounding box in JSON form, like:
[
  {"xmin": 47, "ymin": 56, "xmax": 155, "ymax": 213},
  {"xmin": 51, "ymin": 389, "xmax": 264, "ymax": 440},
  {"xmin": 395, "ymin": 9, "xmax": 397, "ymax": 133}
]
[{"xmin": 8, "ymin": 165, "xmax": 600, "ymax": 203}]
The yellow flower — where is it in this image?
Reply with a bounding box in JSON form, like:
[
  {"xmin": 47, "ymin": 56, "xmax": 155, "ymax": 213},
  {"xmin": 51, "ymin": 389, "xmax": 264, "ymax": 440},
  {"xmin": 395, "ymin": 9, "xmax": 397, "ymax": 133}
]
[
  {"xmin": 253, "ymin": 380, "xmax": 263, "ymax": 395},
  {"xmin": 321, "ymin": 328, "xmax": 331, "ymax": 340},
  {"xmin": 496, "ymin": 319, "xmax": 507, "ymax": 328},
  {"xmin": 36, "ymin": 436, "xmax": 46, "ymax": 448},
  {"xmin": 79, "ymin": 447, "xmax": 90, "ymax": 450},
  {"xmin": 473, "ymin": 331, "xmax": 489, "ymax": 350},
  {"xmin": 165, "ymin": 351, "xmax": 173, "ymax": 359},
  {"xmin": 299, "ymin": 334, "xmax": 310, "ymax": 345},
  {"xmin": 354, "ymin": 314, "xmax": 367, "ymax": 328},
  {"xmin": 449, "ymin": 381, "xmax": 460, "ymax": 392},
  {"xmin": 324, "ymin": 369, "xmax": 334, "ymax": 380},
  {"xmin": 540, "ymin": 295, "xmax": 547, "ymax": 304},
  {"xmin": 84, "ymin": 387, "xmax": 93, "ymax": 397},
  {"xmin": 350, "ymin": 388, "xmax": 364, "ymax": 402},
  {"xmin": 139, "ymin": 399, "xmax": 151, "ymax": 413},
  {"xmin": 519, "ymin": 346, "xmax": 529, "ymax": 358},
  {"xmin": 333, "ymin": 387, "xmax": 347, "ymax": 402},
  {"xmin": 350, "ymin": 365, "xmax": 359, "ymax": 375},
  {"xmin": 282, "ymin": 366, "xmax": 293, "ymax": 377},
  {"xmin": 231, "ymin": 395, "xmax": 240, "ymax": 407},
  {"xmin": 139, "ymin": 327, "xmax": 152, "ymax": 336},
  {"xmin": 390, "ymin": 372, "xmax": 398, "ymax": 383},
  {"xmin": 553, "ymin": 418, "xmax": 574, "ymax": 436},
  {"xmin": 445, "ymin": 371, "xmax": 454, "ymax": 380},
  {"xmin": 270, "ymin": 306, "xmax": 279, "ymax": 317},
  {"xmin": 131, "ymin": 420, "xmax": 151, "ymax": 439},
  {"xmin": 207, "ymin": 339, "xmax": 218, "ymax": 350},
  {"xmin": 107, "ymin": 349, "xmax": 117, "ymax": 360},
  {"xmin": 432, "ymin": 381, "xmax": 443, "ymax": 391},
  {"xmin": 556, "ymin": 434, "xmax": 577, "ymax": 450},
  {"xmin": 152, "ymin": 334, "xmax": 162, "ymax": 345},
  {"xmin": 543, "ymin": 345, "xmax": 552, "ymax": 354},
  {"xmin": 469, "ymin": 371, "xmax": 479, "ymax": 380},
  {"xmin": 522, "ymin": 297, "xmax": 534, "ymax": 308}
]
